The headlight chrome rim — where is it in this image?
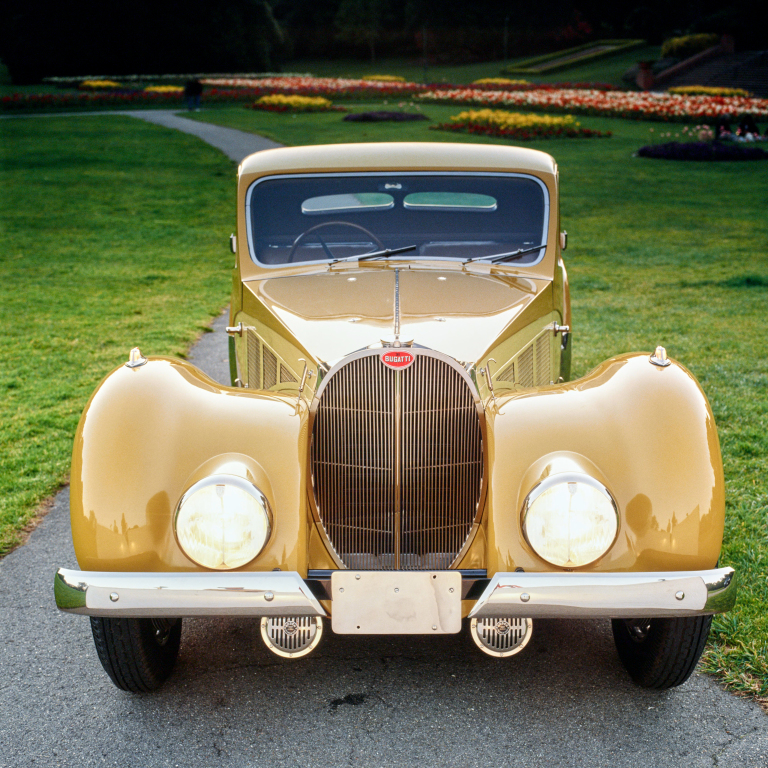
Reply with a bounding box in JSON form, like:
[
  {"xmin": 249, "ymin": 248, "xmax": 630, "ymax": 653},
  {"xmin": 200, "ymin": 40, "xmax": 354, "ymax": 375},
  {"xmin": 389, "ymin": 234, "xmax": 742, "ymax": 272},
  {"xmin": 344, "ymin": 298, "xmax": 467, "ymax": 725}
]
[
  {"xmin": 174, "ymin": 474, "xmax": 272, "ymax": 570},
  {"xmin": 521, "ymin": 472, "xmax": 619, "ymax": 569}
]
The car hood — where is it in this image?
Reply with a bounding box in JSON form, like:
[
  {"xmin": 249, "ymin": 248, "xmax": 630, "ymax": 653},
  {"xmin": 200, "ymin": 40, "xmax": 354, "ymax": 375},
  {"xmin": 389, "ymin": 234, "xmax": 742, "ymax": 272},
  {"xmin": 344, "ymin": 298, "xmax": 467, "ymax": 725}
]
[{"xmin": 245, "ymin": 267, "xmax": 551, "ymax": 365}]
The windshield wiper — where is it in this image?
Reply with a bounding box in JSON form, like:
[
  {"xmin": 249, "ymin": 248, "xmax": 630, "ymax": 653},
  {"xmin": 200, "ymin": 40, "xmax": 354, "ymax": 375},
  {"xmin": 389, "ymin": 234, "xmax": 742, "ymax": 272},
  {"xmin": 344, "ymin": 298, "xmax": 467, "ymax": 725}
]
[
  {"xmin": 329, "ymin": 244, "xmax": 418, "ymax": 265},
  {"xmin": 463, "ymin": 243, "xmax": 547, "ymax": 265}
]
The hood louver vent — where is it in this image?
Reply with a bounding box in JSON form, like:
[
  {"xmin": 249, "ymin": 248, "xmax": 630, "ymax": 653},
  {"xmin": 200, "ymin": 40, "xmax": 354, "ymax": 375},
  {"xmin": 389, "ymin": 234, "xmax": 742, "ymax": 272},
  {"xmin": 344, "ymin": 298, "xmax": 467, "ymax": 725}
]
[{"xmin": 496, "ymin": 328, "xmax": 552, "ymax": 388}]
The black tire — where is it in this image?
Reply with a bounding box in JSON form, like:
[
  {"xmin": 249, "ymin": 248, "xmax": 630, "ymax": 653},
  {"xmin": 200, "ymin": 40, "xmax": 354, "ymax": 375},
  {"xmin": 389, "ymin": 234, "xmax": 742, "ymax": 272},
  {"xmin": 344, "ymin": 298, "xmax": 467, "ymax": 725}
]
[
  {"xmin": 612, "ymin": 615, "xmax": 712, "ymax": 689},
  {"xmin": 90, "ymin": 617, "xmax": 182, "ymax": 692}
]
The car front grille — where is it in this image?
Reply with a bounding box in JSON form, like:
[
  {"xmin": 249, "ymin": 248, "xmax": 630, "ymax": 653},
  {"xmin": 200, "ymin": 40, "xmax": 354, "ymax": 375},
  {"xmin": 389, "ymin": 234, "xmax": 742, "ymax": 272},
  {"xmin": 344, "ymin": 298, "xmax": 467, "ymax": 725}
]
[{"xmin": 310, "ymin": 350, "xmax": 484, "ymax": 570}]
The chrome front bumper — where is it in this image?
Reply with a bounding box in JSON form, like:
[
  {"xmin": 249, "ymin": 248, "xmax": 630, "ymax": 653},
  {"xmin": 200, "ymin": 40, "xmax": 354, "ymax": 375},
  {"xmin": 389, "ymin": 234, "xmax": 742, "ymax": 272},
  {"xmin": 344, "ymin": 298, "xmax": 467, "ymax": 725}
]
[
  {"xmin": 54, "ymin": 569, "xmax": 327, "ymax": 618},
  {"xmin": 55, "ymin": 566, "xmax": 735, "ymax": 622},
  {"xmin": 468, "ymin": 567, "xmax": 736, "ymax": 619}
]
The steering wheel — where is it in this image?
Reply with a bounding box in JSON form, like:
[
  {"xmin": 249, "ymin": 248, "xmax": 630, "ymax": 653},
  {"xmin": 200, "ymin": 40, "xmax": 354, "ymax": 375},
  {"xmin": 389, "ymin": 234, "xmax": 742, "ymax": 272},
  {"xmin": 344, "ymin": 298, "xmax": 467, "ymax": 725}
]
[{"xmin": 287, "ymin": 221, "xmax": 385, "ymax": 263}]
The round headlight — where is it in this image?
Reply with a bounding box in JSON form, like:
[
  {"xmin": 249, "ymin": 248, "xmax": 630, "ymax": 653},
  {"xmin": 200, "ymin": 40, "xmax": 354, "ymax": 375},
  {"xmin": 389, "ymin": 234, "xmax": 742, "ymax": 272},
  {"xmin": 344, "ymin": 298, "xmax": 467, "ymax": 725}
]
[
  {"xmin": 175, "ymin": 475, "xmax": 272, "ymax": 570},
  {"xmin": 521, "ymin": 473, "xmax": 618, "ymax": 568}
]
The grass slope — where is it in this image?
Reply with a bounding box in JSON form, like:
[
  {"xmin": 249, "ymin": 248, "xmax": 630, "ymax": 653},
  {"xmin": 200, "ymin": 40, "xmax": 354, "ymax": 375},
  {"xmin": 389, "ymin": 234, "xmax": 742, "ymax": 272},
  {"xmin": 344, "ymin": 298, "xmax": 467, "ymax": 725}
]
[
  {"xmin": 192, "ymin": 104, "xmax": 768, "ymax": 700},
  {"xmin": 289, "ymin": 47, "xmax": 660, "ymax": 87},
  {"xmin": 0, "ymin": 115, "xmax": 234, "ymax": 554}
]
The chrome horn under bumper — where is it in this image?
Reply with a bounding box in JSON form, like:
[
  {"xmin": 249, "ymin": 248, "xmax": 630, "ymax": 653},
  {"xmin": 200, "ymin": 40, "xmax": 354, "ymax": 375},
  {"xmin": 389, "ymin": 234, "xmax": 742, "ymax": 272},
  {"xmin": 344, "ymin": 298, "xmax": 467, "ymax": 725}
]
[
  {"xmin": 468, "ymin": 567, "xmax": 736, "ymax": 619},
  {"xmin": 54, "ymin": 568, "xmax": 327, "ymax": 618}
]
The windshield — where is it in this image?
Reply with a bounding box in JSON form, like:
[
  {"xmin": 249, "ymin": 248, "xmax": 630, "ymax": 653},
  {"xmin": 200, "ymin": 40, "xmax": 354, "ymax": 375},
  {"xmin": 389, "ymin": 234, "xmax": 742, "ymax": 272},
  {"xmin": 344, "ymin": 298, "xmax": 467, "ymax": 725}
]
[{"xmin": 246, "ymin": 173, "xmax": 548, "ymax": 266}]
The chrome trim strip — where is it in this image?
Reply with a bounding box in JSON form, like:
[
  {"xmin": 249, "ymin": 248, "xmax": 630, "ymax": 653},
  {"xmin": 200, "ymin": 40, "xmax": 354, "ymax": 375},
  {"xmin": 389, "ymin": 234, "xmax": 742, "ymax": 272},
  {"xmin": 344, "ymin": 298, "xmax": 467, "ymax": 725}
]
[
  {"xmin": 245, "ymin": 171, "xmax": 550, "ymax": 270},
  {"xmin": 394, "ymin": 367, "xmax": 402, "ymax": 570},
  {"xmin": 54, "ymin": 568, "xmax": 328, "ymax": 618},
  {"xmin": 393, "ymin": 267, "xmax": 401, "ymax": 341},
  {"xmin": 311, "ymin": 345, "xmax": 483, "ymax": 409},
  {"xmin": 468, "ymin": 567, "xmax": 737, "ymax": 619}
]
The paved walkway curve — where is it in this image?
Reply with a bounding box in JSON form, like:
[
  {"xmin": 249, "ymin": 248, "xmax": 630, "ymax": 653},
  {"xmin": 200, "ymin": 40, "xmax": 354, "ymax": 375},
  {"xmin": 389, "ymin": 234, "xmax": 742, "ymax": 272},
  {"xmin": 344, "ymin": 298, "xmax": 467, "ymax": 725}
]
[
  {"xmin": 1, "ymin": 110, "xmax": 766, "ymax": 768},
  {"xmin": 124, "ymin": 110, "xmax": 282, "ymax": 161}
]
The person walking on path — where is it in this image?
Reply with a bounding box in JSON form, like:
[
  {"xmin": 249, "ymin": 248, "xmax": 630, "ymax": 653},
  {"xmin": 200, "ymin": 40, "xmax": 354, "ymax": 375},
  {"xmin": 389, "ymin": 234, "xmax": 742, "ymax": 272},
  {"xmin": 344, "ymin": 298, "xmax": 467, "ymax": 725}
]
[{"xmin": 183, "ymin": 78, "xmax": 203, "ymax": 111}]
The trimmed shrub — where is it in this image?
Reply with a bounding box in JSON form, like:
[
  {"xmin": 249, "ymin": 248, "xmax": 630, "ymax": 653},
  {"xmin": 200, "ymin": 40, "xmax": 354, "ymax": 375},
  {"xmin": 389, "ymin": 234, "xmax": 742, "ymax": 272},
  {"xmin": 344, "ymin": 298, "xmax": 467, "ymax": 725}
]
[
  {"xmin": 661, "ymin": 34, "xmax": 719, "ymax": 60},
  {"xmin": 637, "ymin": 141, "xmax": 766, "ymax": 161}
]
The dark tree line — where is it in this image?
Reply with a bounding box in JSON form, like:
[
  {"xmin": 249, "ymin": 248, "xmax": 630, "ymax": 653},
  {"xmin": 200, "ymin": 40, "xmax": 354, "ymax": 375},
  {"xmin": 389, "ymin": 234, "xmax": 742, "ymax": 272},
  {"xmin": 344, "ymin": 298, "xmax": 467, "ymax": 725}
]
[
  {"xmin": 1, "ymin": 0, "xmax": 764, "ymax": 83},
  {"xmin": 0, "ymin": 0, "xmax": 283, "ymax": 83},
  {"xmin": 273, "ymin": 0, "xmax": 766, "ymax": 62}
]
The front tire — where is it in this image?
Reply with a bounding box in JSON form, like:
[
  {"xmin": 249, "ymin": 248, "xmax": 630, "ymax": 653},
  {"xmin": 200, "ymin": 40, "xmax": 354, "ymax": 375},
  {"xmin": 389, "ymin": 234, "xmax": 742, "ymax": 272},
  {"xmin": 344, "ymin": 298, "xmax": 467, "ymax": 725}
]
[
  {"xmin": 612, "ymin": 615, "xmax": 712, "ymax": 689},
  {"xmin": 90, "ymin": 617, "xmax": 182, "ymax": 692}
]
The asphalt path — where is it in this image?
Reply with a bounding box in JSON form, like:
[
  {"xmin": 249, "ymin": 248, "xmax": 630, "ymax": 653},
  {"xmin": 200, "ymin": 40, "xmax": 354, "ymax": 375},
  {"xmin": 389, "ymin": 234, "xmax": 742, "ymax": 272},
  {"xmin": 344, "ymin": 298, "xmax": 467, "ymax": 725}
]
[{"xmin": 1, "ymin": 111, "xmax": 766, "ymax": 768}]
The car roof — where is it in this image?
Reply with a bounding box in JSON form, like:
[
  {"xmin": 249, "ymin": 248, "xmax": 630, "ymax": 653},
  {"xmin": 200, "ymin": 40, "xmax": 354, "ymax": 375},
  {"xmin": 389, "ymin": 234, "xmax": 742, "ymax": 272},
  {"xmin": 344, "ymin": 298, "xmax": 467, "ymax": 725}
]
[{"xmin": 238, "ymin": 142, "xmax": 558, "ymax": 179}]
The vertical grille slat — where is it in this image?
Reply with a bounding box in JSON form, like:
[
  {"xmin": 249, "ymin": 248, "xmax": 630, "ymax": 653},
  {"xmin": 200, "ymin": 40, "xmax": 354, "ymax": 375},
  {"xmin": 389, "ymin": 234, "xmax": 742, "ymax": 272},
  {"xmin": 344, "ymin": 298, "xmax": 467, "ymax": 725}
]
[{"xmin": 311, "ymin": 351, "xmax": 483, "ymax": 570}]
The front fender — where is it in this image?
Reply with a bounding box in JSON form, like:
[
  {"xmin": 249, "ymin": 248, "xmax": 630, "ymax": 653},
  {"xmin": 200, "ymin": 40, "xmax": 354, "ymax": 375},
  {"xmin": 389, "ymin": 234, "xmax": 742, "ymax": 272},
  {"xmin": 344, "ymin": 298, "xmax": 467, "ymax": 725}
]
[
  {"xmin": 486, "ymin": 353, "xmax": 724, "ymax": 573},
  {"xmin": 70, "ymin": 358, "xmax": 308, "ymax": 573}
]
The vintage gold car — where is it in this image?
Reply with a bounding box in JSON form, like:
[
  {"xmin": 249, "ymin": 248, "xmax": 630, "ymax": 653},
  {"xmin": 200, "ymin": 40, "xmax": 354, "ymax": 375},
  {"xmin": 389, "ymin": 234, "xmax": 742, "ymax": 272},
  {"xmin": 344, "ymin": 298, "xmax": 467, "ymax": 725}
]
[{"xmin": 55, "ymin": 142, "xmax": 736, "ymax": 692}]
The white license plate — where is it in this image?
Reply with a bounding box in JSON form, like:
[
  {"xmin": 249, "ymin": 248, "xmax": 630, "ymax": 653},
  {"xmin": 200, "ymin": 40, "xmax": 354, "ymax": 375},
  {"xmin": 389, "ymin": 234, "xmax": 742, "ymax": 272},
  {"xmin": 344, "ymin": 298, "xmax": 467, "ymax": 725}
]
[{"xmin": 331, "ymin": 571, "xmax": 462, "ymax": 634}]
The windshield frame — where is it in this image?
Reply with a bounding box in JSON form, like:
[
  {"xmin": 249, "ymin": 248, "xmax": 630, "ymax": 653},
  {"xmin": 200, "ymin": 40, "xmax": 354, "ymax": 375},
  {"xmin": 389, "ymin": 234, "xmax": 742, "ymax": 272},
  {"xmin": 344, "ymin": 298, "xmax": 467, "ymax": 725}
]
[{"xmin": 245, "ymin": 171, "xmax": 550, "ymax": 270}]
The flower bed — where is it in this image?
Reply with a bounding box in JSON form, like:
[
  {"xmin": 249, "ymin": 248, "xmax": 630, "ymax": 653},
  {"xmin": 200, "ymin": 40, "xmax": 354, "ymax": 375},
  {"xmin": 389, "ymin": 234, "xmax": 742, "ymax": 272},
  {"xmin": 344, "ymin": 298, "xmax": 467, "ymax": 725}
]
[
  {"xmin": 0, "ymin": 91, "xmax": 187, "ymax": 111},
  {"xmin": 637, "ymin": 141, "xmax": 767, "ymax": 160},
  {"xmin": 668, "ymin": 86, "xmax": 753, "ymax": 98},
  {"xmin": 0, "ymin": 87, "xmax": 320, "ymax": 112},
  {"xmin": 432, "ymin": 109, "xmax": 611, "ymax": 139},
  {"xmin": 472, "ymin": 78, "xmax": 530, "ymax": 86},
  {"xmin": 253, "ymin": 94, "xmax": 344, "ymax": 112},
  {"xmin": 467, "ymin": 81, "xmax": 619, "ymax": 91},
  {"xmin": 144, "ymin": 85, "xmax": 184, "ymax": 93},
  {"xmin": 419, "ymin": 87, "xmax": 768, "ymax": 122},
  {"xmin": 78, "ymin": 79, "xmax": 124, "ymax": 91},
  {"xmin": 363, "ymin": 75, "xmax": 406, "ymax": 82},
  {"xmin": 203, "ymin": 76, "xmax": 428, "ymax": 99},
  {"xmin": 6, "ymin": 75, "xmax": 766, "ymax": 122}
]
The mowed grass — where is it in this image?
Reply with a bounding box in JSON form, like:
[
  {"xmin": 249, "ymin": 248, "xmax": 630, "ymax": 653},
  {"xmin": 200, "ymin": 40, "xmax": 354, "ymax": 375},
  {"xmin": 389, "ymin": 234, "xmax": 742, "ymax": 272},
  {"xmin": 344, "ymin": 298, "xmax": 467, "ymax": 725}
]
[
  {"xmin": 0, "ymin": 116, "xmax": 234, "ymax": 554},
  {"xmin": 289, "ymin": 46, "xmax": 660, "ymax": 87},
  {"xmin": 192, "ymin": 104, "xmax": 768, "ymax": 700}
]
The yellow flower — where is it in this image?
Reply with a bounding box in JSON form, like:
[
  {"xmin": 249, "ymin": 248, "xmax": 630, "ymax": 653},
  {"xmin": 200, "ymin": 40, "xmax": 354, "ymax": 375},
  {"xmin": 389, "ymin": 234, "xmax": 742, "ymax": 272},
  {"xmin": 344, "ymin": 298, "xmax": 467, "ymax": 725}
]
[
  {"xmin": 363, "ymin": 75, "xmax": 406, "ymax": 82},
  {"xmin": 255, "ymin": 94, "xmax": 334, "ymax": 111},
  {"xmin": 472, "ymin": 78, "xmax": 530, "ymax": 86},
  {"xmin": 669, "ymin": 86, "xmax": 752, "ymax": 98},
  {"xmin": 79, "ymin": 80, "xmax": 123, "ymax": 90},
  {"xmin": 451, "ymin": 109, "xmax": 577, "ymax": 129},
  {"xmin": 144, "ymin": 85, "xmax": 184, "ymax": 93}
]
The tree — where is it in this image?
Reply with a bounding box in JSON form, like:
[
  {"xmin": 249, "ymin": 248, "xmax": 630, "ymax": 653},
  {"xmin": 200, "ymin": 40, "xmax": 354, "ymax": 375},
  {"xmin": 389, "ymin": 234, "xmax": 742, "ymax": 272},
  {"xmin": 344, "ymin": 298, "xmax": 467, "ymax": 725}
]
[
  {"xmin": 0, "ymin": 0, "xmax": 285, "ymax": 84},
  {"xmin": 335, "ymin": 0, "xmax": 391, "ymax": 63}
]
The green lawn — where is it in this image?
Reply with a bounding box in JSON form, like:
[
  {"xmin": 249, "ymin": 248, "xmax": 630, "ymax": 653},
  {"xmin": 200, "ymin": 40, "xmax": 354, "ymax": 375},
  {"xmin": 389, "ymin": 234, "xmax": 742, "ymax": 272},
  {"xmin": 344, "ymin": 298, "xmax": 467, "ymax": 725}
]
[
  {"xmin": 1, "ymin": 103, "xmax": 765, "ymax": 703},
  {"xmin": 191, "ymin": 104, "xmax": 768, "ymax": 702},
  {"xmin": 286, "ymin": 47, "xmax": 660, "ymax": 87},
  {"xmin": 0, "ymin": 116, "xmax": 234, "ymax": 554}
]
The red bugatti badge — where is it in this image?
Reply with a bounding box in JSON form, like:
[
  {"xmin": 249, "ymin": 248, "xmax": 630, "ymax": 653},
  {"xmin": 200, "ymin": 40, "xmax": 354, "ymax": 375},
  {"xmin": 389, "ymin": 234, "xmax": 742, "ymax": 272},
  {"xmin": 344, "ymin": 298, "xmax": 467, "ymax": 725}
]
[{"xmin": 380, "ymin": 349, "xmax": 415, "ymax": 370}]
